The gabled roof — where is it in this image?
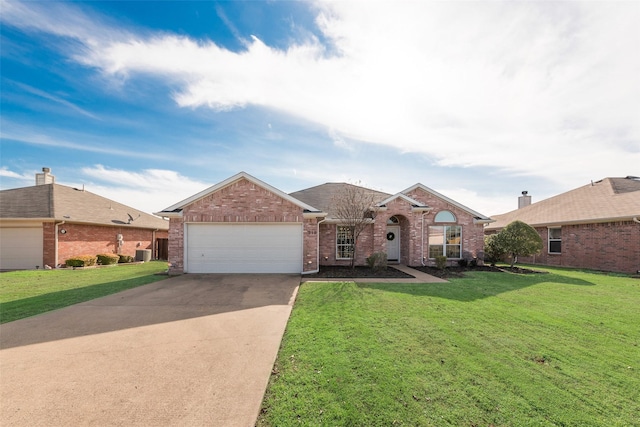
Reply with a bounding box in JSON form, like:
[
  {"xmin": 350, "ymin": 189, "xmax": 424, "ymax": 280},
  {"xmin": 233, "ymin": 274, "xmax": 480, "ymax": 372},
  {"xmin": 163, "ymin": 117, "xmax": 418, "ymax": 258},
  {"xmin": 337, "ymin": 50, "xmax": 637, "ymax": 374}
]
[
  {"xmin": 0, "ymin": 184, "xmax": 168, "ymax": 229},
  {"xmin": 157, "ymin": 171, "xmax": 323, "ymax": 216},
  {"xmin": 289, "ymin": 182, "xmax": 391, "ymax": 220},
  {"xmin": 376, "ymin": 192, "xmax": 432, "ymax": 212},
  {"xmin": 486, "ymin": 177, "xmax": 640, "ymax": 230},
  {"xmin": 402, "ymin": 183, "xmax": 493, "ymax": 222}
]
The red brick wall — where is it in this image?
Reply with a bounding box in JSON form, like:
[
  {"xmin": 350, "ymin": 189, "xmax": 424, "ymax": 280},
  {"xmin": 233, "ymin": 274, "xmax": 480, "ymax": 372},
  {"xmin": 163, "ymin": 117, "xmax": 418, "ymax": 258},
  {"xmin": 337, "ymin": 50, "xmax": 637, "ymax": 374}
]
[
  {"xmin": 317, "ymin": 189, "xmax": 486, "ymax": 267},
  {"xmin": 519, "ymin": 221, "xmax": 640, "ymax": 274},
  {"xmin": 318, "ymin": 222, "xmax": 375, "ymax": 266},
  {"xmin": 168, "ymin": 178, "xmax": 320, "ymax": 274},
  {"xmin": 43, "ymin": 223, "xmax": 167, "ymax": 267},
  {"xmin": 403, "ymin": 188, "xmax": 485, "ymax": 266}
]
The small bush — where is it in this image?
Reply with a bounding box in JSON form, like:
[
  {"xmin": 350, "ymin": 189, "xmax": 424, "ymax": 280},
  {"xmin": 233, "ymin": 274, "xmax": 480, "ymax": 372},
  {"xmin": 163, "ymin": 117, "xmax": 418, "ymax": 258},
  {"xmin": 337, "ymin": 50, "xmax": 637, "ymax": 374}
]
[
  {"xmin": 366, "ymin": 252, "xmax": 388, "ymax": 271},
  {"xmin": 457, "ymin": 258, "xmax": 469, "ymax": 268},
  {"xmin": 65, "ymin": 255, "xmax": 97, "ymax": 268},
  {"xmin": 97, "ymin": 253, "xmax": 120, "ymax": 265},
  {"xmin": 435, "ymin": 255, "xmax": 447, "ymax": 270},
  {"xmin": 469, "ymin": 258, "xmax": 478, "ymax": 268},
  {"xmin": 484, "ymin": 234, "xmax": 507, "ymax": 267},
  {"xmin": 118, "ymin": 255, "xmax": 134, "ymax": 263}
]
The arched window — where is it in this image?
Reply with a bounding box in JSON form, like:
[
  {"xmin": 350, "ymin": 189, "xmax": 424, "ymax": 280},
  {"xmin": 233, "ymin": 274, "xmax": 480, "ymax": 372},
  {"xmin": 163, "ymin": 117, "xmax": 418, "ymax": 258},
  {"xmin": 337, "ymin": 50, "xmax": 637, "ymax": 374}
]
[
  {"xmin": 387, "ymin": 216, "xmax": 399, "ymax": 224},
  {"xmin": 434, "ymin": 210, "xmax": 456, "ymax": 223},
  {"xmin": 429, "ymin": 211, "xmax": 461, "ymax": 259}
]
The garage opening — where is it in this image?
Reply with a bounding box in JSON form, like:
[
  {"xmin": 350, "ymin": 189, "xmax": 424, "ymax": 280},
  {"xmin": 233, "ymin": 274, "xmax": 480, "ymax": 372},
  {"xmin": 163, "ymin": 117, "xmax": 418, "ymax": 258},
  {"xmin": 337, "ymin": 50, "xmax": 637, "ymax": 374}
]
[{"xmin": 185, "ymin": 223, "xmax": 303, "ymax": 273}]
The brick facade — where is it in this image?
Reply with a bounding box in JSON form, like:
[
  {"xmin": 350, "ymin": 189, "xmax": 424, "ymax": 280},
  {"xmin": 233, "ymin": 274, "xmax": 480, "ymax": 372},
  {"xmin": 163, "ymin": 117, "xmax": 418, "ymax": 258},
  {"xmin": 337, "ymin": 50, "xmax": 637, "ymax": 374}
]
[
  {"xmin": 167, "ymin": 178, "xmax": 321, "ymax": 274},
  {"xmin": 518, "ymin": 221, "xmax": 640, "ymax": 274},
  {"xmin": 43, "ymin": 222, "xmax": 168, "ymax": 267},
  {"xmin": 165, "ymin": 175, "xmax": 489, "ymax": 273},
  {"xmin": 318, "ymin": 188, "xmax": 486, "ymax": 267}
]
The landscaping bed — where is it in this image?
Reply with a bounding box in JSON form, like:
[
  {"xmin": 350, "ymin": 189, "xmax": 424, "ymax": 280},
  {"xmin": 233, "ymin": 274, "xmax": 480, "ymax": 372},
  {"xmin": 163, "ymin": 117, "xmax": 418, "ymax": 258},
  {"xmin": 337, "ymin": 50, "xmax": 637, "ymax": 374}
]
[
  {"xmin": 306, "ymin": 264, "xmax": 544, "ymax": 279},
  {"xmin": 305, "ymin": 266, "xmax": 414, "ymax": 279},
  {"xmin": 413, "ymin": 264, "xmax": 544, "ymax": 278}
]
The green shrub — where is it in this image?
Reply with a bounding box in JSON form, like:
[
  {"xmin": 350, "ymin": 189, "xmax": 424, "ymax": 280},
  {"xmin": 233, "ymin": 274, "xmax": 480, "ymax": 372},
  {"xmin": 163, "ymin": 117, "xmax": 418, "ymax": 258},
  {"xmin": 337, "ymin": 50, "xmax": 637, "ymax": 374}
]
[
  {"xmin": 118, "ymin": 255, "xmax": 134, "ymax": 263},
  {"xmin": 457, "ymin": 258, "xmax": 469, "ymax": 268},
  {"xmin": 499, "ymin": 220, "xmax": 543, "ymax": 268},
  {"xmin": 435, "ymin": 255, "xmax": 447, "ymax": 270},
  {"xmin": 97, "ymin": 253, "xmax": 120, "ymax": 265},
  {"xmin": 484, "ymin": 234, "xmax": 507, "ymax": 267},
  {"xmin": 366, "ymin": 252, "xmax": 388, "ymax": 271},
  {"xmin": 65, "ymin": 255, "xmax": 97, "ymax": 268}
]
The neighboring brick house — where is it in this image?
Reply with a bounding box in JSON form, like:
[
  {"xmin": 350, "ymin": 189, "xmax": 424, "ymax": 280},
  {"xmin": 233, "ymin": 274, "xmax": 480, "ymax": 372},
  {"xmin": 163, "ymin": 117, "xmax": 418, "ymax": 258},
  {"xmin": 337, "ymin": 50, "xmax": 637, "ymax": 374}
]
[
  {"xmin": 485, "ymin": 176, "xmax": 640, "ymax": 274},
  {"xmin": 0, "ymin": 168, "xmax": 169, "ymax": 270},
  {"xmin": 156, "ymin": 172, "xmax": 492, "ymax": 274}
]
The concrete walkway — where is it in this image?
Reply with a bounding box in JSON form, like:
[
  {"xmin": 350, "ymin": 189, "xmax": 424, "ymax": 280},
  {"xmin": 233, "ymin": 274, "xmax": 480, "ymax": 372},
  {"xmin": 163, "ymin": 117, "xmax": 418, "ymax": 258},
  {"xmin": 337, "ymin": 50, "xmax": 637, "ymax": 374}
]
[
  {"xmin": 301, "ymin": 264, "xmax": 448, "ymax": 283},
  {"xmin": 0, "ymin": 274, "xmax": 300, "ymax": 427}
]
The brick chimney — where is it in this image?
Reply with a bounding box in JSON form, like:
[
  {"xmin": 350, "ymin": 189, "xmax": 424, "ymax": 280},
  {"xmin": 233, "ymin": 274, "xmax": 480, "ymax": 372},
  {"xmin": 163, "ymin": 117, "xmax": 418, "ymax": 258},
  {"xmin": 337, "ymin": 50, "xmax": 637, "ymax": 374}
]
[
  {"xmin": 35, "ymin": 167, "xmax": 55, "ymax": 185},
  {"xmin": 518, "ymin": 191, "xmax": 531, "ymax": 209}
]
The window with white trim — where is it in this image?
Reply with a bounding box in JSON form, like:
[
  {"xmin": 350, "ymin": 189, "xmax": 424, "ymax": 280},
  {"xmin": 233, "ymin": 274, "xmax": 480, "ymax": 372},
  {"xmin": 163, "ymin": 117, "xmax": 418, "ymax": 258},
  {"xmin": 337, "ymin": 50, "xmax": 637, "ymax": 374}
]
[
  {"xmin": 428, "ymin": 225, "xmax": 462, "ymax": 259},
  {"xmin": 434, "ymin": 210, "xmax": 456, "ymax": 222},
  {"xmin": 336, "ymin": 226, "xmax": 354, "ymax": 259},
  {"xmin": 548, "ymin": 227, "xmax": 561, "ymax": 254}
]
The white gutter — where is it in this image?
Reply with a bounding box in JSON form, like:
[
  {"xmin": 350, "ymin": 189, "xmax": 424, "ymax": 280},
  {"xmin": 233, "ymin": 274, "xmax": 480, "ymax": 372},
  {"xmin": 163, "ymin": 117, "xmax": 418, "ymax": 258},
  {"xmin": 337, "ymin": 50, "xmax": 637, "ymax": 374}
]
[
  {"xmin": 54, "ymin": 221, "xmax": 65, "ymax": 268},
  {"xmin": 633, "ymin": 217, "xmax": 640, "ymax": 224}
]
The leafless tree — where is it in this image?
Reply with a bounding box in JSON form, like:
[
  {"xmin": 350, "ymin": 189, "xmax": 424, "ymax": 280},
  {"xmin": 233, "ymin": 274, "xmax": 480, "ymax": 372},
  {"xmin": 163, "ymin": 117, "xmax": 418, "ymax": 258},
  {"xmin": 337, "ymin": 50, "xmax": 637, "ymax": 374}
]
[{"xmin": 332, "ymin": 182, "xmax": 381, "ymax": 269}]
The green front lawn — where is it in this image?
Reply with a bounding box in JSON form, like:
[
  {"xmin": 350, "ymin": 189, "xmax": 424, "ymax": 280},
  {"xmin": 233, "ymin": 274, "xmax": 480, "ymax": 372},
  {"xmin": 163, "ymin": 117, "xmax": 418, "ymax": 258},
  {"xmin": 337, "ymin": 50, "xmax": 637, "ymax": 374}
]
[
  {"xmin": 0, "ymin": 261, "xmax": 169, "ymax": 323},
  {"xmin": 259, "ymin": 267, "xmax": 640, "ymax": 426}
]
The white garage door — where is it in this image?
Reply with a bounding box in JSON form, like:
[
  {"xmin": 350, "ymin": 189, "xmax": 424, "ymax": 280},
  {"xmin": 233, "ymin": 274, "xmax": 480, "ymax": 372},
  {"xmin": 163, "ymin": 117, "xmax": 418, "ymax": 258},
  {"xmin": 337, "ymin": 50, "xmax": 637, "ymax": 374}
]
[
  {"xmin": 0, "ymin": 227, "xmax": 43, "ymax": 270},
  {"xmin": 186, "ymin": 223, "xmax": 303, "ymax": 273}
]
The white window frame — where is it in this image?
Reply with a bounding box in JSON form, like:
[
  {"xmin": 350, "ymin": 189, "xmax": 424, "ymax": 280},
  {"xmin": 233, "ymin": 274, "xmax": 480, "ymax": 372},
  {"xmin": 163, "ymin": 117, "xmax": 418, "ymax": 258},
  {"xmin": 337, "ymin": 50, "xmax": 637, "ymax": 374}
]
[
  {"xmin": 428, "ymin": 225, "xmax": 462, "ymax": 259},
  {"xmin": 336, "ymin": 225, "xmax": 354, "ymax": 260},
  {"xmin": 548, "ymin": 227, "xmax": 562, "ymax": 254}
]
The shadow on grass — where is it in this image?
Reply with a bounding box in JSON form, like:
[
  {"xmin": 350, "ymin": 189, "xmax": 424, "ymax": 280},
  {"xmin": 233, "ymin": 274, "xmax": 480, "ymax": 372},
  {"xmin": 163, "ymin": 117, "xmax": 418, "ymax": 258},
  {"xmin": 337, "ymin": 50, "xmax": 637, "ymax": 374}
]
[
  {"xmin": 0, "ymin": 273, "xmax": 300, "ymax": 349},
  {"xmin": 0, "ymin": 274, "xmax": 166, "ymax": 324},
  {"xmin": 359, "ymin": 271, "xmax": 595, "ymax": 302}
]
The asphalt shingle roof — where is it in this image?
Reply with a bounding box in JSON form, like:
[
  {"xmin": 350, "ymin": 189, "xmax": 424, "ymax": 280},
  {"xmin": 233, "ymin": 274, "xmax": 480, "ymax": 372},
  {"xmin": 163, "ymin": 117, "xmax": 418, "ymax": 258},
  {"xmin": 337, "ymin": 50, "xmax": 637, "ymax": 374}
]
[
  {"xmin": 486, "ymin": 177, "xmax": 640, "ymax": 230},
  {"xmin": 0, "ymin": 184, "xmax": 168, "ymax": 229},
  {"xmin": 289, "ymin": 183, "xmax": 391, "ymax": 219}
]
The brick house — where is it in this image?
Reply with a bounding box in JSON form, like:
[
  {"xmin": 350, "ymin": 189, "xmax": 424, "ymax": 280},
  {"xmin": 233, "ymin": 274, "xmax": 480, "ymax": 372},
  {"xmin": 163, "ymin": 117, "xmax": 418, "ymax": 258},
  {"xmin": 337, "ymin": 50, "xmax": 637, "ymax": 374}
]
[
  {"xmin": 485, "ymin": 176, "xmax": 640, "ymax": 274},
  {"xmin": 156, "ymin": 172, "xmax": 492, "ymax": 274},
  {"xmin": 0, "ymin": 168, "xmax": 169, "ymax": 270}
]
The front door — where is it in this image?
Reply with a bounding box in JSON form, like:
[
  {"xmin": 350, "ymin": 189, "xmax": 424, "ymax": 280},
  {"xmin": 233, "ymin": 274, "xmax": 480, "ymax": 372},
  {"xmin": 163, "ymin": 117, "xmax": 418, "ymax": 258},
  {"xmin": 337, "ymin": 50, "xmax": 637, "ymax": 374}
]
[{"xmin": 386, "ymin": 225, "xmax": 400, "ymax": 262}]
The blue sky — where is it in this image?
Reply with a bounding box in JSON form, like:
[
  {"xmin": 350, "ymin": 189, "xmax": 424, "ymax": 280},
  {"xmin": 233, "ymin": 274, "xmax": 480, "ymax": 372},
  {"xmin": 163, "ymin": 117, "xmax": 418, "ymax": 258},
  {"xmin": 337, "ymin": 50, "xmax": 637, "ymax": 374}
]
[{"xmin": 1, "ymin": 0, "xmax": 638, "ymax": 216}]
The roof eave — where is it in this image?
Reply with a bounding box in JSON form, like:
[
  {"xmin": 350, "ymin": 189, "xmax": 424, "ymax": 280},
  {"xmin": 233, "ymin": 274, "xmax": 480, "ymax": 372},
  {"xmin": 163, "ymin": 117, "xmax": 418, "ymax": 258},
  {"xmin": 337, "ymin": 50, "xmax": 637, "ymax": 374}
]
[
  {"xmin": 303, "ymin": 211, "xmax": 328, "ymax": 219},
  {"xmin": 154, "ymin": 211, "xmax": 183, "ymax": 219},
  {"xmin": 474, "ymin": 218, "xmax": 496, "ymax": 225},
  {"xmin": 160, "ymin": 172, "xmax": 322, "ymax": 213},
  {"xmin": 403, "ymin": 183, "xmax": 490, "ymax": 220}
]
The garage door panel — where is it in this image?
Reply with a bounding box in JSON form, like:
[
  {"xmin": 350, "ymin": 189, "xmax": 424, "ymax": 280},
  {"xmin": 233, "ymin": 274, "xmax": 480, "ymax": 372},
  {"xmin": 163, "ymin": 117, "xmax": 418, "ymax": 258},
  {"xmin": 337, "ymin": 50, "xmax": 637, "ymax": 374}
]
[
  {"xmin": 186, "ymin": 224, "xmax": 303, "ymax": 273},
  {"xmin": 0, "ymin": 227, "xmax": 43, "ymax": 270}
]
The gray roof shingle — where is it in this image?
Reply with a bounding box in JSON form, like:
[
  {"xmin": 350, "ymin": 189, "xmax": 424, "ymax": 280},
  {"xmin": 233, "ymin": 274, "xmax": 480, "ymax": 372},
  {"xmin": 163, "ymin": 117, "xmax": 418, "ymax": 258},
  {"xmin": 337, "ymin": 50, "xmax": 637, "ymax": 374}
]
[
  {"xmin": 0, "ymin": 184, "xmax": 168, "ymax": 229},
  {"xmin": 486, "ymin": 177, "xmax": 640, "ymax": 230},
  {"xmin": 289, "ymin": 183, "xmax": 391, "ymax": 219}
]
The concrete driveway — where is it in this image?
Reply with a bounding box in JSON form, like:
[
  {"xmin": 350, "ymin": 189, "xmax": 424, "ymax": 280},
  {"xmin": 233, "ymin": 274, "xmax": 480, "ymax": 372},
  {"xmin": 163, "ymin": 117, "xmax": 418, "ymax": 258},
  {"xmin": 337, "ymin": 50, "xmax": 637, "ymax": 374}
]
[{"xmin": 0, "ymin": 274, "xmax": 300, "ymax": 426}]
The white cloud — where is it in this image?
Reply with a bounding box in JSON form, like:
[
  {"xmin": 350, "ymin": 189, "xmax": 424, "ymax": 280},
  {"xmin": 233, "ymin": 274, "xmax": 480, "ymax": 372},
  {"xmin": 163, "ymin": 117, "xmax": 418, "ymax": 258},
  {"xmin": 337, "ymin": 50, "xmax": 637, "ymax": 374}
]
[
  {"xmin": 2, "ymin": 0, "xmax": 638, "ymax": 194},
  {"xmin": 78, "ymin": 165, "xmax": 210, "ymax": 214},
  {"xmin": 0, "ymin": 167, "xmax": 32, "ymax": 184},
  {"xmin": 0, "ymin": 123, "xmax": 171, "ymax": 160}
]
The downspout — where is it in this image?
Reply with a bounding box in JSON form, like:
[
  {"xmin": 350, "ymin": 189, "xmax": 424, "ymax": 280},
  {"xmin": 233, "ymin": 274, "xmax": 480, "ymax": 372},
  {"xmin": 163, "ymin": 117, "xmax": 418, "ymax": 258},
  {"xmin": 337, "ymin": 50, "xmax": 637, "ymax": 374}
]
[
  {"xmin": 633, "ymin": 217, "xmax": 640, "ymax": 224},
  {"xmin": 421, "ymin": 212, "xmax": 428, "ymax": 266},
  {"xmin": 152, "ymin": 228, "xmax": 158, "ymax": 259},
  {"xmin": 54, "ymin": 221, "xmax": 65, "ymax": 268}
]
